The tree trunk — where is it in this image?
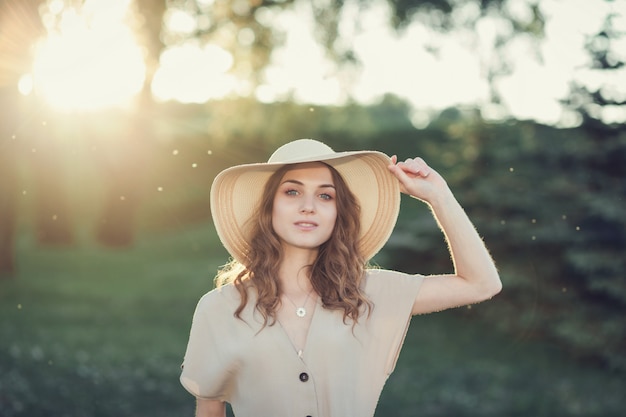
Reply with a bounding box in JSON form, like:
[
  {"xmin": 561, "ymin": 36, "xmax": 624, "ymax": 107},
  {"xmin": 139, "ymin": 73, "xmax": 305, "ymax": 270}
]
[
  {"xmin": 94, "ymin": 108, "xmax": 151, "ymax": 247},
  {"xmin": 0, "ymin": 0, "xmax": 46, "ymax": 277},
  {"xmin": 0, "ymin": 90, "xmax": 18, "ymax": 277}
]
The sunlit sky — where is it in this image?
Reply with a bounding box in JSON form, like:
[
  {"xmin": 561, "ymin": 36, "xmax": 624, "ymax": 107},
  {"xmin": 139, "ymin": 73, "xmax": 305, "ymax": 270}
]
[
  {"xmin": 21, "ymin": 0, "xmax": 626, "ymax": 126},
  {"xmin": 261, "ymin": 0, "xmax": 626, "ymax": 126}
]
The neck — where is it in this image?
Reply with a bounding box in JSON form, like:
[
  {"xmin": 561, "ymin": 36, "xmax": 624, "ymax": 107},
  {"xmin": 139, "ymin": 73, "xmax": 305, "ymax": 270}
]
[{"xmin": 278, "ymin": 247, "xmax": 317, "ymax": 293}]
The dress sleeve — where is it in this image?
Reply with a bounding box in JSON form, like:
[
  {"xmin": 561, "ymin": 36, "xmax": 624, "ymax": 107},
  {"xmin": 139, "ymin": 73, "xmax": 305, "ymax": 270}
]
[
  {"xmin": 180, "ymin": 289, "xmax": 237, "ymax": 400},
  {"xmin": 363, "ymin": 269, "xmax": 423, "ymax": 375}
]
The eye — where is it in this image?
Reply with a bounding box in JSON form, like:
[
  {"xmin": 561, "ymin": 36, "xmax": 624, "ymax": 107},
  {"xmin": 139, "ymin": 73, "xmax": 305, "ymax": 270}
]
[
  {"xmin": 319, "ymin": 193, "xmax": 334, "ymax": 200},
  {"xmin": 285, "ymin": 189, "xmax": 299, "ymax": 196}
]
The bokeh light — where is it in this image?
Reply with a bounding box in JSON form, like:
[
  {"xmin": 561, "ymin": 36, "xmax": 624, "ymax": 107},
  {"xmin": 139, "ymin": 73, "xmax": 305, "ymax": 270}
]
[{"xmin": 151, "ymin": 42, "xmax": 237, "ymax": 104}]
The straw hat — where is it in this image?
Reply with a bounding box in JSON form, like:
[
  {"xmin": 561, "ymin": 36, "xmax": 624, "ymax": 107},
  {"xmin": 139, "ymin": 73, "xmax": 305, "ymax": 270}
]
[{"xmin": 210, "ymin": 139, "xmax": 400, "ymax": 264}]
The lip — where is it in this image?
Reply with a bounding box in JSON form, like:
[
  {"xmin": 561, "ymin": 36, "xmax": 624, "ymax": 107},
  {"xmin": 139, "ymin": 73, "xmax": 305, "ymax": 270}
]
[{"xmin": 294, "ymin": 221, "xmax": 318, "ymax": 230}]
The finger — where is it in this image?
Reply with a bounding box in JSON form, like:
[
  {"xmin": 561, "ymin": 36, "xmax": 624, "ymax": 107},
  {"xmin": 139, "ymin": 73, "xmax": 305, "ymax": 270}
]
[
  {"xmin": 397, "ymin": 159, "xmax": 429, "ymax": 177},
  {"xmin": 388, "ymin": 163, "xmax": 414, "ymax": 187},
  {"xmin": 403, "ymin": 157, "xmax": 430, "ymax": 177}
]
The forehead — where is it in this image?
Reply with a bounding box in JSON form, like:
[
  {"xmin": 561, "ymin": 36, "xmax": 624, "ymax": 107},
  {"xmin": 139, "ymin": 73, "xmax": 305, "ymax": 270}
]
[{"xmin": 280, "ymin": 162, "xmax": 334, "ymax": 183}]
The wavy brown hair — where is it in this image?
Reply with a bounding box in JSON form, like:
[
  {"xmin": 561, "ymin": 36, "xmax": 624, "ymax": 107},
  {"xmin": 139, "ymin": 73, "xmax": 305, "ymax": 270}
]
[{"xmin": 215, "ymin": 162, "xmax": 372, "ymax": 327}]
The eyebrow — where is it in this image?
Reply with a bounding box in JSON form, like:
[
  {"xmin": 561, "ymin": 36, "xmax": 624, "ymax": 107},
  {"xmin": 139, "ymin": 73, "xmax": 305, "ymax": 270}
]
[{"xmin": 281, "ymin": 179, "xmax": 336, "ymax": 189}]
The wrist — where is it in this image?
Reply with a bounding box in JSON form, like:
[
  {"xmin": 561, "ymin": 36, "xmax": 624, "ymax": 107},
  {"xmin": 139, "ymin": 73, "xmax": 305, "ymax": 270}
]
[{"xmin": 424, "ymin": 187, "xmax": 456, "ymax": 211}]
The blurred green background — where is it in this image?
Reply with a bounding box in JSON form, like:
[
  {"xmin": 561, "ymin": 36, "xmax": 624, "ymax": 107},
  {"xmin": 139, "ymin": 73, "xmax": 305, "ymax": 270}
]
[{"xmin": 1, "ymin": 0, "xmax": 625, "ymax": 416}]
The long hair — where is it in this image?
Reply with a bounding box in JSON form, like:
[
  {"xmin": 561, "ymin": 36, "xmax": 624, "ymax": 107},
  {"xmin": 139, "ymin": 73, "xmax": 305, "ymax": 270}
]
[{"xmin": 215, "ymin": 162, "xmax": 372, "ymax": 327}]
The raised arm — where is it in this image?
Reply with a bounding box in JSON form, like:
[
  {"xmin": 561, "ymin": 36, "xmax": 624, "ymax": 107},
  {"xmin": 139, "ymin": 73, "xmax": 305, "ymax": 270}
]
[{"xmin": 388, "ymin": 156, "xmax": 502, "ymax": 315}]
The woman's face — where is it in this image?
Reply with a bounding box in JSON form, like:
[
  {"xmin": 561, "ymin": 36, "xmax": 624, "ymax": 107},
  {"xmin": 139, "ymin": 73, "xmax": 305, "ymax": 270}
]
[{"xmin": 271, "ymin": 162, "xmax": 337, "ymax": 256}]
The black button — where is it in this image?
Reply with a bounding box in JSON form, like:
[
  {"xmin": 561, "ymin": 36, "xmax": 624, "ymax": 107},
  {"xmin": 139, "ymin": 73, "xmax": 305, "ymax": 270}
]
[{"xmin": 299, "ymin": 372, "xmax": 309, "ymax": 382}]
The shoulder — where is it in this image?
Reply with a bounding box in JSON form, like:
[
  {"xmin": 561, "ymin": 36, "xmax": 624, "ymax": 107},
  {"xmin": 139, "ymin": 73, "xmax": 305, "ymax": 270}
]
[
  {"xmin": 364, "ymin": 268, "xmax": 423, "ymax": 289},
  {"xmin": 194, "ymin": 283, "xmax": 241, "ymax": 317},
  {"xmin": 362, "ymin": 268, "xmax": 423, "ymax": 303},
  {"xmin": 194, "ymin": 282, "xmax": 264, "ymax": 331}
]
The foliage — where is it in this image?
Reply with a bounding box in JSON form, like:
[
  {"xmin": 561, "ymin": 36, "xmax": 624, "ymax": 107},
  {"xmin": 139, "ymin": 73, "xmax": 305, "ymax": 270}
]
[
  {"xmin": 133, "ymin": 0, "xmax": 546, "ymax": 90},
  {"xmin": 379, "ymin": 114, "xmax": 626, "ymax": 371},
  {"xmin": 562, "ymin": 9, "xmax": 626, "ymax": 131}
]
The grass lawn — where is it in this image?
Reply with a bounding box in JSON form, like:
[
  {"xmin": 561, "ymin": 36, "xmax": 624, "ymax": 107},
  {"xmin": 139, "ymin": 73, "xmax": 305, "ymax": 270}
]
[{"xmin": 1, "ymin": 223, "xmax": 624, "ymax": 417}]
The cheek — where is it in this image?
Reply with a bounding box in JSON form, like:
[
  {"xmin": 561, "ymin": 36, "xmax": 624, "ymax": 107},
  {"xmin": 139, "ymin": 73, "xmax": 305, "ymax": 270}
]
[
  {"xmin": 325, "ymin": 204, "xmax": 338, "ymax": 226},
  {"xmin": 271, "ymin": 196, "xmax": 290, "ymax": 230},
  {"xmin": 271, "ymin": 200, "xmax": 280, "ymax": 227},
  {"xmin": 271, "ymin": 196, "xmax": 287, "ymax": 217}
]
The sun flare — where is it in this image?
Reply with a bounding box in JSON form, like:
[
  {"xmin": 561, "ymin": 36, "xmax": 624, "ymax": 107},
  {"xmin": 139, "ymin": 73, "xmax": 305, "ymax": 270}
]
[{"xmin": 28, "ymin": 0, "xmax": 145, "ymax": 112}]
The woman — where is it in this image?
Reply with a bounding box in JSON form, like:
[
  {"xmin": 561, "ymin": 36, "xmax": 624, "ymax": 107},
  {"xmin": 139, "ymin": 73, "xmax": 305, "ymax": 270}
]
[{"xmin": 180, "ymin": 139, "xmax": 501, "ymax": 417}]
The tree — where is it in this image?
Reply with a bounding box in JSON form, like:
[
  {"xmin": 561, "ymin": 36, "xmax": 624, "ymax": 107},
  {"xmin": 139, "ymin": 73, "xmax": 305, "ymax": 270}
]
[
  {"xmin": 138, "ymin": 0, "xmax": 545, "ymax": 95},
  {"xmin": 555, "ymin": 11, "xmax": 626, "ymax": 368},
  {"xmin": 0, "ymin": 0, "xmax": 587, "ymax": 275},
  {"xmin": 0, "ymin": 0, "xmax": 46, "ymax": 277}
]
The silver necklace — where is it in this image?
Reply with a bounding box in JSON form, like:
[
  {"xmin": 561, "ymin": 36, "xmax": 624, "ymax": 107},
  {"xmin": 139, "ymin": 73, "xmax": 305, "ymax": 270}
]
[{"xmin": 283, "ymin": 289, "xmax": 314, "ymax": 317}]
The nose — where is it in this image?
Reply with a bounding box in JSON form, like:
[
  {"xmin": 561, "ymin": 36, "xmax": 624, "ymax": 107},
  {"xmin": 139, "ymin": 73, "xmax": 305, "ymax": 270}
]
[{"xmin": 299, "ymin": 195, "xmax": 315, "ymax": 213}]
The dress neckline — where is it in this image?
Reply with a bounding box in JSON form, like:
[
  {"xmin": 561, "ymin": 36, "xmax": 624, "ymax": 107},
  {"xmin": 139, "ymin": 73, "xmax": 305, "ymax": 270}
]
[{"xmin": 275, "ymin": 295, "xmax": 322, "ymax": 361}]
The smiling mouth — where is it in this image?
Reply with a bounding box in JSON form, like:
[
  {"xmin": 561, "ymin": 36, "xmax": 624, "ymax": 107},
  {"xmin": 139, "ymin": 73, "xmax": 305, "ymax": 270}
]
[{"xmin": 295, "ymin": 221, "xmax": 318, "ymax": 228}]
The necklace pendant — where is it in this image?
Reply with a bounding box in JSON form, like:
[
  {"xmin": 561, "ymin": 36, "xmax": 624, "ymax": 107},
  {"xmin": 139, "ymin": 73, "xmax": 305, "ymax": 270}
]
[{"xmin": 296, "ymin": 307, "xmax": 306, "ymax": 317}]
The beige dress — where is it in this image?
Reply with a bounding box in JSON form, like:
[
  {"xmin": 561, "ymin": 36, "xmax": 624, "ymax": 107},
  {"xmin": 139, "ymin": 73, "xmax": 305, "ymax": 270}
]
[{"xmin": 180, "ymin": 269, "xmax": 423, "ymax": 417}]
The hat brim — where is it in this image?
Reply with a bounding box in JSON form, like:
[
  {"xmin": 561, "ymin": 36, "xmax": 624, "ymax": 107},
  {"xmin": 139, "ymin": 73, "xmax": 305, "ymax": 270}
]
[{"xmin": 210, "ymin": 150, "xmax": 400, "ymax": 264}]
